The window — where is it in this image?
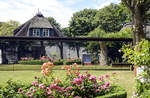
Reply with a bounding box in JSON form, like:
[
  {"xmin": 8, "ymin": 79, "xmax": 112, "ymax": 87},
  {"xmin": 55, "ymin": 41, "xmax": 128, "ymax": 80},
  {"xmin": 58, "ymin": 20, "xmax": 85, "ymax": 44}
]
[
  {"xmin": 33, "ymin": 29, "xmax": 40, "ymax": 36},
  {"xmin": 43, "ymin": 29, "xmax": 49, "ymax": 37}
]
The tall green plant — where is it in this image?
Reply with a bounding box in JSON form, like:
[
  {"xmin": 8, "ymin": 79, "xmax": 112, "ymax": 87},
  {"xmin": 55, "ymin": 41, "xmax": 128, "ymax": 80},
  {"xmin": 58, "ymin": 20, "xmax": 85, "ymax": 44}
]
[{"xmin": 122, "ymin": 40, "xmax": 150, "ymax": 66}]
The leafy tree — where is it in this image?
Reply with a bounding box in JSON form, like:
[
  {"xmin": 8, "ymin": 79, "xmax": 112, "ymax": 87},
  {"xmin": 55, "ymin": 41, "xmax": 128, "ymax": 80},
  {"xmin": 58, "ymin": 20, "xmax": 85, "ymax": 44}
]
[
  {"xmin": 121, "ymin": 0, "xmax": 150, "ymax": 44},
  {"xmin": 88, "ymin": 27, "xmax": 132, "ymax": 65},
  {"xmin": 47, "ymin": 17, "xmax": 61, "ymax": 30},
  {"xmin": 69, "ymin": 9, "xmax": 98, "ymax": 36},
  {"xmin": 94, "ymin": 3, "xmax": 130, "ymax": 32},
  {"xmin": 88, "ymin": 28, "xmax": 108, "ymax": 66},
  {"xmin": 0, "ymin": 20, "xmax": 19, "ymax": 36}
]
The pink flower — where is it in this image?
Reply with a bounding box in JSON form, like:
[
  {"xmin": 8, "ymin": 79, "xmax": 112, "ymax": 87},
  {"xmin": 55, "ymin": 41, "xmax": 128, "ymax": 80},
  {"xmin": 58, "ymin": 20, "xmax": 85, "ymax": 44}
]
[
  {"xmin": 18, "ymin": 88, "xmax": 23, "ymax": 94},
  {"xmin": 104, "ymin": 82, "xmax": 110, "ymax": 89},
  {"xmin": 112, "ymin": 72, "xmax": 116, "ymax": 74},
  {"xmin": 49, "ymin": 84, "xmax": 57, "ymax": 89},
  {"xmin": 83, "ymin": 70, "xmax": 88, "ymax": 74},
  {"xmin": 78, "ymin": 74, "xmax": 86, "ymax": 79},
  {"xmin": 29, "ymin": 94, "xmax": 33, "ymax": 98},
  {"xmin": 96, "ymin": 89, "xmax": 100, "ymax": 92},
  {"xmin": 89, "ymin": 76, "xmax": 97, "ymax": 83},
  {"xmin": 86, "ymin": 73, "xmax": 91, "ymax": 77},
  {"xmin": 32, "ymin": 89, "xmax": 36, "ymax": 93},
  {"xmin": 65, "ymin": 86, "xmax": 72, "ymax": 91},
  {"xmin": 105, "ymin": 74, "xmax": 110, "ymax": 78},
  {"xmin": 47, "ymin": 90, "xmax": 52, "ymax": 95},
  {"xmin": 39, "ymin": 83, "xmax": 45, "ymax": 89},
  {"xmin": 99, "ymin": 76, "xmax": 104, "ymax": 81},
  {"xmin": 72, "ymin": 78, "xmax": 82, "ymax": 85},
  {"xmin": 32, "ymin": 81, "xmax": 38, "ymax": 86},
  {"xmin": 30, "ymin": 87, "xmax": 33, "ymax": 91},
  {"xmin": 74, "ymin": 96, "xmax": 80, "ymax": 98}
]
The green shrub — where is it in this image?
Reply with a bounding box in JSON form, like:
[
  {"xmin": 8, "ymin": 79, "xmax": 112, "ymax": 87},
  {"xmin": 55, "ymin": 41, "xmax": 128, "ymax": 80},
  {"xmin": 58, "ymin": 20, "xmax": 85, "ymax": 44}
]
[
  {"xmin": 97, "ymin": 86, "xmax": 127, "ymax": 98},
  {"xmin": 0, "ymin": 80, "xmax": 30, "ymax": 98},
  {"xmin": 18, "ymin": 60, "xmax": 47, "ymax": 65},
  {"xmin": 53, "ymin": 59, "xmax": 64, "ymax": 65},
  {"xmin": 92, "ymin": 57, "xmax": 99, "ymax": 64},
  {"xmin": 140, "ymin": 90, "xmax": 150, "ymax": 97}
]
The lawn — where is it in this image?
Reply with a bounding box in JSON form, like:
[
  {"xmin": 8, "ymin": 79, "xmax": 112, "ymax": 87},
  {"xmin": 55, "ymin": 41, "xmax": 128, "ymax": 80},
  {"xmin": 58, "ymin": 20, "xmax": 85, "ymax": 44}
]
[{"xmin": 0, "ymin": 65, "xmax": 134, "ymax": 98}]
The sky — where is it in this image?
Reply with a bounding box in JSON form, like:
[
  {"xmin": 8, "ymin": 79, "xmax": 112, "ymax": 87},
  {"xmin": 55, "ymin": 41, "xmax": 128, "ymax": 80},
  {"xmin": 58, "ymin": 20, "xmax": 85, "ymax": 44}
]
[{"xmin": 0, "ymin": 0, "xmax": 120, "ymax": 28}]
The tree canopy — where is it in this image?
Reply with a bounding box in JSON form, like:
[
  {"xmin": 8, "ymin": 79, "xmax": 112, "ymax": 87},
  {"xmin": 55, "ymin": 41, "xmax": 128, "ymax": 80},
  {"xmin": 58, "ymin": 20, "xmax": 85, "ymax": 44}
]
[
  {"xmin": 0, "ymin": 20, "xmax": 20, "ymax": 36},
  {"xmin": 47, "ymin": 17, "xmax": 61, "ymax": 30},
  {"xmin": 69, "ymin": 9, "xmax": 98, "ymax": 36}
]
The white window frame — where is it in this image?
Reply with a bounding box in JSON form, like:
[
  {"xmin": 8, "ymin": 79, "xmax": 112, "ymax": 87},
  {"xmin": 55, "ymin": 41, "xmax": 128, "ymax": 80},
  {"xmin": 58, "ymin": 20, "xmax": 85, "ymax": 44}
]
[
  {"xmin": 43, "ymin": 29, "xmax": 49, "ymax": 37},
  {"xmin": 33, "ymin": 29, "xmax": 40, "ymax": 36}
]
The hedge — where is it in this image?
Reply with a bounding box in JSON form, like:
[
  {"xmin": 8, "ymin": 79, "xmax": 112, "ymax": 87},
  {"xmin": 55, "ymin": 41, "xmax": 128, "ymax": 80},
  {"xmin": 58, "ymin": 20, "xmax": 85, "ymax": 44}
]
[
  {"xmin": 97, "ymin": 86, "xmax": 127, "ymax": 98},
  {"xmin": 53, "ymin": 59, "xmax": 64, "ymax": 65},
  {"xmin": 18, "ymin": 60, "xmax": 46, "ymax": 65}
]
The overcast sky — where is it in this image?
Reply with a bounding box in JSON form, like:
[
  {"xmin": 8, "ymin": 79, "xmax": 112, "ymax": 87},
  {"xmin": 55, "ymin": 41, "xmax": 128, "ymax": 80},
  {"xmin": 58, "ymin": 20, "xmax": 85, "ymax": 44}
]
[{"xmin": 0, "ymin": 0, "xmax": 120, "ymax": 28}]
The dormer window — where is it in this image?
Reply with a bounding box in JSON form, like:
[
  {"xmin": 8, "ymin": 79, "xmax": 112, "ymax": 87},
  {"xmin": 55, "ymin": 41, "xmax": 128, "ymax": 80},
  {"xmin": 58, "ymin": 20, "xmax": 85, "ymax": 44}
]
[
  {"xmin": 43, "ymin": 29, "xmax": 49, "ymax": 37},
  {"xmin": 33, "ymin": 29, "xmax": 40, "ymax": 36}
]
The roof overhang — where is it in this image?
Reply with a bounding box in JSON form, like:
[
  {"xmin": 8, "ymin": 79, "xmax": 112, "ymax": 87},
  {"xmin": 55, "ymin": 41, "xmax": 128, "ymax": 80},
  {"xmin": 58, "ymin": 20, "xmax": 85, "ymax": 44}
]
[{"xmin": 0, "ymin": 36, "xmax": 133, "ymax": 42}]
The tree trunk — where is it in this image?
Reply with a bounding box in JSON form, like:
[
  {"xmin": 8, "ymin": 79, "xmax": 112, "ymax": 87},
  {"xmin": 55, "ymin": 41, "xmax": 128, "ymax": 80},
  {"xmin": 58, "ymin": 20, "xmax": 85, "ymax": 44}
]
[
  {"xmin": 99, "ymin": 42, "xmax": 108, "ymax": 66},
  {"xmin": 132, "ymin": 8, "xmax": 145, "ymax": 45},
  {"xmin": 76, "ymin": 45, "xmax": 80, "ymax": 58}
]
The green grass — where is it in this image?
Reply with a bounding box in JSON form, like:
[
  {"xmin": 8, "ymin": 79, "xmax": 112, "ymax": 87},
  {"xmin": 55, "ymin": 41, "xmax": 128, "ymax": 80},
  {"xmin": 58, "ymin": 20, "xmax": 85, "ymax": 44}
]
[
  {"xmin": 0, "ymin": 65, "xmax": 134, "ymax": 98},
  {"xmin": 0, "ymin": 64, "xmax": 130, "ymax": 71}
]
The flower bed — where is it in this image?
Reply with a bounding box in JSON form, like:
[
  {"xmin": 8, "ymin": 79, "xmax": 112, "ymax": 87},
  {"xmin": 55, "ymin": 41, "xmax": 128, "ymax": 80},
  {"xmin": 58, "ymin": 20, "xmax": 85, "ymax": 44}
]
[
  {"xmin": 0, "ymin": 62, "xmax": 127, "ymax": 98},
  {"xmin": 65, "ymin": 58, "xmax": 81, "ymax": 65}
]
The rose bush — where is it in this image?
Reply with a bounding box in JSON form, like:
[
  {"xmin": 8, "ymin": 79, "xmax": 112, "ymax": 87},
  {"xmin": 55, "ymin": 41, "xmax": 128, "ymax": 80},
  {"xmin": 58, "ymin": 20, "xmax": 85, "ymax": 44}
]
[{"xmin": 4, "ymin": 62, "xmax": 124, "ymax": 98}]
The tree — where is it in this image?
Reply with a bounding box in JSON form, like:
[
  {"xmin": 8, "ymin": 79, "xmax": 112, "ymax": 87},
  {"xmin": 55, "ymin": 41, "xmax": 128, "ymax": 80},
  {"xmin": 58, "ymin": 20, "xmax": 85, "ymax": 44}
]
[
  {"xmin": 121, "ymin": 0, "xmax": 150, "ymax": 44},
  {"xmin": 88, "ymin": 28, "xmax": 108, "ymax": 66},
  {"xmin": 69, "ymin": 9, "xmax": 98, "ymax": 36},
  {"xmin": 88, "ymin": 27, "xmax": 132, "ymax": 65},
  {"xmin": 0, "ymin": 20, "xmax": 19, "ymax": 36},
  {"xmin": 94, "ymin": 3, "xmax": 129, "ymax": 32},
  {"xmin": 47, "ymin": 17, "xmax": 61, "ymax": 30}
]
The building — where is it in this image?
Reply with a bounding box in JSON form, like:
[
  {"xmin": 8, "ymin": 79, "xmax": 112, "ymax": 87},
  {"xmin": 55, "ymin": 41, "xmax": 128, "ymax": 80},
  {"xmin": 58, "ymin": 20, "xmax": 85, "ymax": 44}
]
[{"xmin": 0, "ymin": 12, "xmax": 84, "ymax": 64}]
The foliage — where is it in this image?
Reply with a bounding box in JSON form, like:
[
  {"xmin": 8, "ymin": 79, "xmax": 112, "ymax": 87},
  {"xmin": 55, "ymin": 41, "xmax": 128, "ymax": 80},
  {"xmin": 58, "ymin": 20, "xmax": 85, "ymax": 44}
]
[
  {"xmin": 94, "ymin": 3, "xmax": 129, "ymax": 32},
  {"xmin": 18, "ymin": 60, "xmax": 46, "ymax": 65},
  {"xmin": 69, "ymin": 8, "xmax": 98, "ymax": 36},
  {"xmin": 97, "ymin": 86, "xmax": 127, "ymax": 98},
  {"xmin": 122, "ymin": 39, "xmax": 150, "ymax": 97},
  {"xmin": 53, "ymin": 59, "xmax": 64, "ymax": 65},
  {"xmin": 47, "ymin": 17, "xmax": 61, "ymax": 30},
  {"xmin": 0, "ymin": 20, "xmax": 20, "ymax": 36},
  {"xmin": 121, "ymin": 0, "xmax": 150, "ymax": 44},
  {"xmin": 0, "ymin": 62, "xmax": 126, "ymax": 97},
  {"xmin": 0, "ymin": 80, "xmax": 30, "ymax": 98},
  {"xmin": 122, "ymin": 39, "xmax": 150, "ymax": 66},
  {"xmin": 135, "ymin": 79, "xmax": 150, "ymax": 96}
]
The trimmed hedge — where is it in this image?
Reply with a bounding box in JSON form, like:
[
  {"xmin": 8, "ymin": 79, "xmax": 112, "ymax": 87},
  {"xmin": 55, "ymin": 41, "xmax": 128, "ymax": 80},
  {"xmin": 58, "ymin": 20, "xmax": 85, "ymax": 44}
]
[
  {"xmin": 97, "ymin": 86, "xmax": 127, "ymax": 98},
  {"xmin": 53, "ymin": 59, "xmax": 64, "ymax": 65},
  {"xmin": 18, "ymin": 60, "xmax": 46, "ymax": 65}
]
